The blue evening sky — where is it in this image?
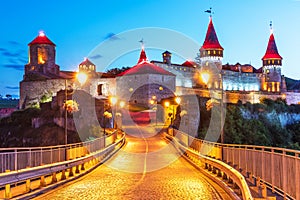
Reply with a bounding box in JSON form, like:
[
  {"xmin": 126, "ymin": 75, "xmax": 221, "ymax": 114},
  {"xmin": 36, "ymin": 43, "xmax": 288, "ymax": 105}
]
[{"xmin": 1, "ymin": 0, "xmax": 300, "ymax": 97}]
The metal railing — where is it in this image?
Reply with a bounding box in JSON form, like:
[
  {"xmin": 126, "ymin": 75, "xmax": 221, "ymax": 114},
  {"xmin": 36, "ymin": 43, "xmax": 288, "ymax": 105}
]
[
  {"xmin": 0, "ymin": 131, "xmax": 117, "ymax": 173},
  {"xmin": 168, "ymin": 129, "xmax": 253, "ymax": 200},
  {"xmin": 172, "ymin": 129, "xmax": 300, "ymax": 200}
]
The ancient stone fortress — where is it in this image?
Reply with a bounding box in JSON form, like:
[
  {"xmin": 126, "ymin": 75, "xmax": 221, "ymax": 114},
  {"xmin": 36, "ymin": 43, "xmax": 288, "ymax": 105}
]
[{"xmin": 20, "ymin": 17, "xmax": 300, "ymax": 109}]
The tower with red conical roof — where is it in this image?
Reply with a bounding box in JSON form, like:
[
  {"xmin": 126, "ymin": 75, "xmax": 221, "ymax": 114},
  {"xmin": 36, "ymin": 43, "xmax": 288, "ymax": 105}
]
[
  {"xmin": 262, "ymin": 24, "xmax": 282, "ymax": 92},
  {"xmin": 200, "ymin": 17, "xmax": 224, "ymax": 70},
  {"xmin": 25, "ymin": 31, "xmax": 60, "ymax": 77}
]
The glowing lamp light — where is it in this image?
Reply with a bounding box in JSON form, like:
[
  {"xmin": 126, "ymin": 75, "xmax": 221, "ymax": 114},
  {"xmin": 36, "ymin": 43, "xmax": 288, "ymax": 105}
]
[
  {"xmin": 119, "ymin": 101, "xmax": 125, "ymax": 108},
  {"xmin": 77, "ymin": 72, "xmax": 87, "ymax": 85},
  {"xmin": 164, "ymin": 101, "xmax": 170, "ymax": 107},
  {"xmin": 39, "ymin": 31, "xmax": 45, "ymax": 37},
  {"xmin": 149, "ymin": 99, "xmax": 155, "ymax": 105},
  {"xmin": 201, "ymin": 72, "xmax": 210, "ymax": 85},
  {"xmin": 175, "ymin": 97, "xmax": 181, "ymax": 105},
  {"xmin": 110, "ymin": 96, "xmax": 117, "ymax": 105}
]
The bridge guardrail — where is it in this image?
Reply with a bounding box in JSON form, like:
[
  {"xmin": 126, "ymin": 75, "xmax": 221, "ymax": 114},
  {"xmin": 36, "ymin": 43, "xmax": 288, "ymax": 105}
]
[
  {"xmin": 0, "ymin": 131, "xmax": 117, "ymax": 173},
  {"xmin": 0, "ymin": 132, "xmax": 125, "ymax": 199},
  {"xmin": 166, "ymin": 131, "xmax": 253, "ymax": 200},
  {"xmin": 171, "ymin": 129, "xmax": 299, "ymax": 200}
]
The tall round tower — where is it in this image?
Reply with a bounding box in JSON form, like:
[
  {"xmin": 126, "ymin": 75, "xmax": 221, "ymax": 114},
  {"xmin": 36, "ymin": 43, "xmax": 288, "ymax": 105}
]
[
  {"xmin": 200, "ymin": 17, "xmax": 224, "ymax": 70},
  {"xmin": 262, "ymin": 24, "xmax": 282, "ymax": 92}
]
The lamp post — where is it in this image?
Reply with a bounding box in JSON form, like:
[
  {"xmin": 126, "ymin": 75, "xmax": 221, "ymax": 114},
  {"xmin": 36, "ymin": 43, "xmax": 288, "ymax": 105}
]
[
  {"xmin": 64, "ymin": 72, "xmax": 87, "ymax": 160},
  {"xmin": 174, "ymin": 96, "xmax": 181, "ymax": 128},
  {"xmin": 110, "ymin": 96, "xmax": 117, "ymax": 129},
  {"xmin": 200, "ymin": 71, "xmax": 224, "ymax": 144},
  {"xmin": 150, "ymin": 95, "xmax": 158, "ymax": 126},
  {"xmin": 220, "ymin": 73, "xmax": 224, "ymax": 144}
]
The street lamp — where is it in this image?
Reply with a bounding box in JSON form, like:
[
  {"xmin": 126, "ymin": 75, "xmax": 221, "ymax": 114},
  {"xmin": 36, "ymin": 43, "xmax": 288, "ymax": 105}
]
[
  {"xmin": 201, "ymin": 72, "xmax": 210, "ymax": 88},
  {"xmin": 64, "ymin": 72, "xmax": 87, "ymax": 160},
  {"xmin": 110, "ymin": 96, "xmax": 118, "ymax": 129}
]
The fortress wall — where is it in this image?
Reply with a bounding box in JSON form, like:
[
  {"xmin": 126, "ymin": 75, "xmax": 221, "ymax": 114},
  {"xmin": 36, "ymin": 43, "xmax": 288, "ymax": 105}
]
[{"xmin": 177, "ymin": 87, "xmax": 300, "ymax": 105}]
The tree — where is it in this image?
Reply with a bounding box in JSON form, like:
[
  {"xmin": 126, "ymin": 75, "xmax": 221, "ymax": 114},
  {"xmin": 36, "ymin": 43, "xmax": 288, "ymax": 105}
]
[
  {"xmin": 106, "ymin": 67, "xmax": 131, "ymax": 75},
  {"xmin": 6, "ymin": 94, "xmax": 12, "ymax": 100}
]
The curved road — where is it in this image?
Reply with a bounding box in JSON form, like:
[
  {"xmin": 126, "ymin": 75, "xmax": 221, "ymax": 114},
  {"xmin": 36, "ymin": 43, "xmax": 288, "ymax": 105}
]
[{"xmin": 34, "ymin": 124, "xmax": 231, "ymax": 200}]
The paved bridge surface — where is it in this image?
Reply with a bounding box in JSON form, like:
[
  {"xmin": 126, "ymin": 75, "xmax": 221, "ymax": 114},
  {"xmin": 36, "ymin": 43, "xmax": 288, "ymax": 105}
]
[{"xmin": 34, "ymin": 125, "xmax": 231, "ymax": 200}]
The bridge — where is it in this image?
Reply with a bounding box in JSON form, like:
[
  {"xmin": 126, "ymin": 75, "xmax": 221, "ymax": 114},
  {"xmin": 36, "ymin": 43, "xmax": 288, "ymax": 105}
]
[{"xmin": 0, "ymin": 125, "xmax": 299, "ymax": 199}]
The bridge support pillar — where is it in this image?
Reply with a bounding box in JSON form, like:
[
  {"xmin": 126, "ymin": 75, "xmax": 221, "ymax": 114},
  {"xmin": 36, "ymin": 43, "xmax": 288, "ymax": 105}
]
[
  {"xmin": 61, "ymin": 169, "xmax": 66, "ymax": 180},
  {"xmin": 75, "ymin": 165, "xmax": 80, "ymax": 174},
  {"xmin": 25, "ymin": 179, "xmax": 31, "ymax": 192},
  {"xmin": 40, "ymin": 175, "xmax": 46, "ymax": 187},
  {"xmin": 81, "ymin": 163, "xmax": 85, "ymax": 171},
  {"xmin": 260, "ymin": 183, "xmax": 267, "ymax": 198},
  {"xmin": 69, "ymin": 167, "xmax": 74, "ymax": 177},
  {"xmin": 51, "ymin": 172, "xmax": 57, "ymax": 183},
  {"xmin": 4, "ymin": 170, "xmax": 12, "ymax": 199},
  {"xmin": 217, "ymin": 170, "xmax": 222, "ymax": 177},
  {"xmin": 212, "ymin": 167, "xmax": 217, "ymax": 174}
]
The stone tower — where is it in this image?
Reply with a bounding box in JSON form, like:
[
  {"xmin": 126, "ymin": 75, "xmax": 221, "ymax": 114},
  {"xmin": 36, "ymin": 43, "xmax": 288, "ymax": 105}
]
[
  {"xmin": 24, "ymin": 31, "xmax": 60, "ymax": 78},
  {"xmin": 200, "ymin": 17, "xmax": 224, "ymax": 89},
  {"xmin": 200, "ymin": 17, "xmax": 224, "ymax": 71},
  {"xmin": 79, "ymin": 58, "xmax": 96, "ymax": 73},
  {"xmin": 162, "ymin": 51, "xmax": 172, "ymax": 65},
  {"xmin": 262, "ymin": 25, "xmax": 282, "ymax": 92}
]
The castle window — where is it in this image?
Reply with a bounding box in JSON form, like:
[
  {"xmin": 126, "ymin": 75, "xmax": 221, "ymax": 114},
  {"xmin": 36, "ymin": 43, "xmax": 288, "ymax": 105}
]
[
  {"xmin": 97, "ymin": 84, "xmax": 103, "ymax": 95},
  {"xmin": 213, "ymin": 50, "xmax": 216, "ymax": 54},
  {"xmin": 37, "ymin": 47, "xmax": 47, "ymax": 64},
  {"xmin": 208, "ymin": 51, "xmax": 210, "ymax": 55},
  {"xmin": 266, "ymin": 69, "xmax": 270, "ymax": 74}
]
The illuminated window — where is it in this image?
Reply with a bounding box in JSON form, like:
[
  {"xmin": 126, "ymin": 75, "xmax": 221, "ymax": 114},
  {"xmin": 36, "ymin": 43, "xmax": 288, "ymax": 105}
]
[
  {"xmin": 208, "ymin": 51, "xmax": 210, "ymax": 55},
  {"xmin": 37, "ymin": 47, "xmax": 47, "ymax": 64},
  {"xmin": 213, "ymin": 50, "xmax": 216, "ymax": 54},
  {"xmin": 266, "ymin": 69, "xmax": 270, "ymax": 74}
]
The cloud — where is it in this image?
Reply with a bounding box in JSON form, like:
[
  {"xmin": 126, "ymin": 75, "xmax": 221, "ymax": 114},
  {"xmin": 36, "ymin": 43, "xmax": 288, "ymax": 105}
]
[
  {"xmin": 8, "ymin": 41, "xmax": 22, "ymax": 46},
  {"xmin": 0, "ymin": 48, "xmax": 6, "ymax": 52},
  {"xmin": 2, "ymin": 51, "xmax": 23, "ymax": 57},
  {"xmin": 89, "ymin": 54, "xmax": 102, "ymax": 59},
  {"xmin": 3, "ymin": 64, "xmax": 23, "ymax": 71},
  {"xmin": 104, "ymin": 32, "xmax": 121, "ymax": 41},
  {"xmin": 18, "ymin": 57, "xmax": 28, "ymax": 63},
  {"xmin": 5, "ymin": 86, "xmax": 20, "ymax": 90},
  {"xmin": 8, "ymin": 59, "xmax": 18, "ymax": 64}
]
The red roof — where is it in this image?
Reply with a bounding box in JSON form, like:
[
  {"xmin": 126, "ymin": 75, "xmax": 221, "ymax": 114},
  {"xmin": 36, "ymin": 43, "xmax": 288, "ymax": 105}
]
[
  {"xmin": 79, "ymin": 58, "xmax": 95, "ymax": 66},
  {"xmin": 182, "ymin": 60, "xmax": 197, "ymax": 68},
  {"xmin": 201, "ymin": 17, "xmax": 223, "ymax": 50},
  {"xmin": 28, "ymin": 32, "xmax": 55, "ymax": 46},
  {"xmin": 137, "ymin": 47, "xmax": 148, "ymax": 64},
  {"xmin": 118, "ymin": 48, "xmax": 175, "ymax": 76},
  {"xmin": 262, "ymin": 33, "xmax": 282, "ymax": 60}
]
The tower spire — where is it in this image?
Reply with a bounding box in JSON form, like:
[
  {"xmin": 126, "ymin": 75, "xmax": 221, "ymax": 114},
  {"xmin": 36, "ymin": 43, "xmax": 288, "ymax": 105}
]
[
  {"xmin": 270, "ymin": 21, "xmax": 273, "ymax": 34},
  {"xmin": 137, "ymin": 39, "xmax": 148, "ymax": 64}
]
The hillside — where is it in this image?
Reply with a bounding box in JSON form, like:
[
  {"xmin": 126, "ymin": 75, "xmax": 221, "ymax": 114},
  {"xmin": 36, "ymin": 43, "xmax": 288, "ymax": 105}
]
[
  {"xmin": 285, "ymin": 77, "xmax": 300, "ymax": 91},
  {"xmin": 0, "ymin": 99, "xmax": 19, "ymax": 108}
]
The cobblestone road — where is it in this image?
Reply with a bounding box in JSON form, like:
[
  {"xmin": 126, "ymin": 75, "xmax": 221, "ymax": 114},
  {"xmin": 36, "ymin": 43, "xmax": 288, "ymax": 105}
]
[{"xmin": 34, "ymin": 125, "xmax": 230, "ymax": 200}]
